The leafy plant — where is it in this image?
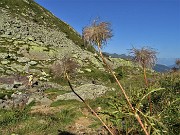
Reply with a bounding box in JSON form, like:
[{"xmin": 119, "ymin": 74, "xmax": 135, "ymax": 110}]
[{"xmin": 157, "ymin": 72, "xmax": 180, "ymax": 134}]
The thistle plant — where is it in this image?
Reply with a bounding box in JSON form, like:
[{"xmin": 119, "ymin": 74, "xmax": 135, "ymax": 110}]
[
  {"xmin": 83, "ymin": 19, "xmax": 149, "ymax": 135},
  {"xmin": 130, "ymin": 47, "xmax": 157, "ymax": 115}
]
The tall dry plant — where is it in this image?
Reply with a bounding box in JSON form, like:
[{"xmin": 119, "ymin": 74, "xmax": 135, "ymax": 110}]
[
  {"xmin": 175, "ymin": 59, "xmax": 180, "ymax": 69},
  {"xmin": 51, "ymin": 57, "xmax": 78, "ymax": 78},
  {"xmin": 83, "ymin": 20, "xmax": 112, "ymax": 48},
  {"xmin": 130, "ymin": 47, "xmax": 157, "ymax": 115},
  {"xmin": 83, "ymin": 19, "xmax": 149, "ymax": 135}
]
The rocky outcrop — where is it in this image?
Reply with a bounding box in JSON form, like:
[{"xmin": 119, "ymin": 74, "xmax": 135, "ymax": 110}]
[
  {"xmin": 0, "ymin": 91, "xmax": 53, "ymax": 109},
  {"xmin": 55, "ymin": 84, "xmax": 115, "ymax": 101}
]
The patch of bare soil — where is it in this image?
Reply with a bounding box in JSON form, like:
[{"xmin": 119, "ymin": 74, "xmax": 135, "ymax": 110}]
[
  {"xmin": 30, "ymin": 105, "xmax": 63, "ymax": 114},
  {"xmin": 0, "ymin": 75, "xmax": 28, "ymax": 84},
  {"xmin": 67, "ymin": 108, "xmax": 109, "ymax": 135}
]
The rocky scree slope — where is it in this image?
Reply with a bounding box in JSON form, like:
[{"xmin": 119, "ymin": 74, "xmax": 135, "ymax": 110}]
[
  {"xmin": 0, "ymin": 0, "xmax": 106, "ymax": 76},
  {"xmin": 0, "ymin": 0, "xmax": 124, "ymax": 109}
]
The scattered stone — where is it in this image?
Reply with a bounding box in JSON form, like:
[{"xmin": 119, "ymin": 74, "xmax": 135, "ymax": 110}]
[
  {"xmin": 0, "ymin": 53, "xmax": 9, "ymax": 59},
  {"xmin": 0, "ymin": 67, "xmax": 4, "ymax": 72},
  {"xmin": 11, "ymin": 92, "xmax": 29, "ymax": 107},
  {"xmin": 26, "ymin": 36, "xmax": 34, "ymax": 41},
  {"xmin": 26, "ymin": 97, "xmax": 34, "ymax": 105},
  {"xmin": 13, "ymin": 80, "xmax": 23, "ymax": 88},
  {"xmin": 84, "ymin": 68, "xmax": 92, "ymax": 72},
  {"xmin": 13, "ymin": 40, "xmax": 25, "ymax": 45},
  {"xmin": 0, "ymin": 83, "xmax": 14, "ymax": 90},
  {"xmin": 28, "ymin": 60, "xmax": 37, "ymax": 65},
  {"xmin": 38, "ymin": 97, "xmax": 52, "ymax": 106},
  {"xmin": 112, "ymin": 87, "xmax": 116, "ymax": 91},
  {"xmin": 77, "ymin": 69, "xmax": 84, "ymax": 74},
  {"xmin": 23, "ymin": 0, "xmax": 30, "ymax": 4},
  {"xmin": 1, "ymin": 60, "xmax": 9, "ymax": 65},
  {"xmin": 17, "ymin": 57, "xmax": 30, "ymax": 63}
]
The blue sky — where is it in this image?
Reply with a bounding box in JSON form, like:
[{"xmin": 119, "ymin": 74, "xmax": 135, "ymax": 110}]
[{"xmin": 35, "ymin": 0, "xmax": 180, "ymax": 58}]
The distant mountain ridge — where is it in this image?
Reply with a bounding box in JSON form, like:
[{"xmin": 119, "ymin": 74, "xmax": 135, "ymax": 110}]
[
  {"xmin": 153, "ymin": 64, "xmax": 171, "ymax": 72},
  {"xmin": 104, "ymin": 52, "xmax": 171, "ymax": 72},
  {"xmin": 157, "ymin": 58, "xmax": 178, "ymax": 66},
  {"xmin": 103, "ymin": 52, "xmax": 133, "ymax": 60}
]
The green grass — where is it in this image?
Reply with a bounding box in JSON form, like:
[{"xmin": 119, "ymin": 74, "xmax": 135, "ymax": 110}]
[
  {"xmin": 50, "ymin": 77, "xmax": 69, "ymax": 86},
  {"xmin": 0, "ymin": 106, "xmax": 82, "ymax": 135},
  {"xmin": 0, "ymin": 89, "xmax": 14, "ymax": 99},
  {"xmin": 78, "ymin": 66, "xmax": 115, "ymax": 83},
  {"xmin": 55, "ymin": 108, "xmax": 81, "ymax": 126},
  {"xmin": 0, "ymin": 70, "xmax": 178, "ymax": 134},
  {"xmin": 0, "ymin": 113, "xmax": 64, "ymax": 135},
  {"xmin": 44, "ymin": 88, "xmax": 71, "ymax": 100},
  {"xmin": 50, "ymin": 99, "xmax": 83, "ymax": 107},
  {"xmin": 0, "ymin": 101, "xmax": 35, "ymax": 128}
]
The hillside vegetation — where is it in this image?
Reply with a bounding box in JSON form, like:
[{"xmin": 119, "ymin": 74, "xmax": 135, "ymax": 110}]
[{"xmin": 0, "ymin": 0, "xmax": 179, "ymax": 135}]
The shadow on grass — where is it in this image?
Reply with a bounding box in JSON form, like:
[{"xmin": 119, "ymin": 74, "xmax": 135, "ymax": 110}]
[{"xmin": 58, "ymin": 130, "xmax": 75, "ymax": 135}]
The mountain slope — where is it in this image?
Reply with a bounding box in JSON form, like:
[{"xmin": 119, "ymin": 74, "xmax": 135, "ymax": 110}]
[
  {"xmin": 0, "ymin": 0, "xmax": 85, "ymax": 48},
  {"xmin": 0, "ymin": 0, "xmax": 106, "ymax": 77}
]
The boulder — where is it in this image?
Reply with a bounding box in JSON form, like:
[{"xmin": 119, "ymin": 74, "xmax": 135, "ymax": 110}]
[
  {"xmin": 28, "ymin": 61, "xmax": 37, "ymax": 65},
  {"xmin": 1, "ymin": 60, "xmax": 9, "ymax": 65},
  {"xmin": 84, "ymin": 68, "xmax": 92, "ymax": 72},
  {"xmin": 55, "ymin": 84, "xmax": 111, "ymax": 101},
  {"xmin": 17, "ymin": 57, "xmax": 30, "ymax": 63}
]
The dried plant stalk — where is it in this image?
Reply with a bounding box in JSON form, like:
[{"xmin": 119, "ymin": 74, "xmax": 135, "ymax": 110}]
[
  {"xmin": 83, "ymin": 19, "xmax": 149, "ymax": 135},
  {"xmin": 130, "ymin": 47, "xmax": 157, "ymax": 115}
]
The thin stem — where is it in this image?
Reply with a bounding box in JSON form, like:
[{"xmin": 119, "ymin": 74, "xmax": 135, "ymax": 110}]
[
  {"xmin": 97, "ymin": 43, "xmax": 149, "ymax": 135},
  {"xmin": 65, "ymin": 73, "xmax": 115, "ymax": 135},
  {"xmin": 143, "ymin": 67, "xmax": 148, "ymax": 87},
  {"xmin": 97, "ymin": 45, "xmax": 133, "ymax": 110},
  {"xmin": 143, "ymin": 66, "xmax": 152, "ymax": 115}
]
